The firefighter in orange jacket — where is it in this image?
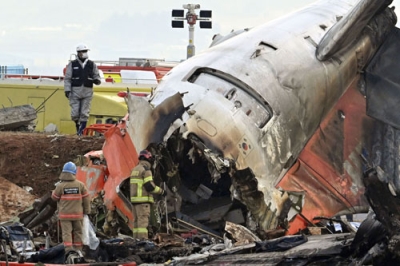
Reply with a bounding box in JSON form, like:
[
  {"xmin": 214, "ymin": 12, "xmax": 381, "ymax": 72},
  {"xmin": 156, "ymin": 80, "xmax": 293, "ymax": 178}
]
[
  {"xmin": 130, "ymin": 150, "xmax": 166, "ymax": 239},
  {"xmin": 51, "ymin": 161, "xmax": 90, "ymax": 252}
]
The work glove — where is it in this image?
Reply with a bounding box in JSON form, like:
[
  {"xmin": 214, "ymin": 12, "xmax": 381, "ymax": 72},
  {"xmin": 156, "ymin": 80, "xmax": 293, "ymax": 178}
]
[
  {"xmin": 94, "ymin": 79, "xmax": 101, "ymax": 85},
  {"xmin": 161, "ymin": 189, "xmax": 167, "ymax": 197},
  {"xmin": 65, "ymin": 91, "xmax": 70, "ymax": 98}
]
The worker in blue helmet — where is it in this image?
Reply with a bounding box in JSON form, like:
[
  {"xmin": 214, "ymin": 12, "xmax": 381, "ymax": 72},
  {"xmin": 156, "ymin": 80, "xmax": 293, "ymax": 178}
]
[{"xmin": 52, "ymin": 161, "xmax": 90, "ymax": 253}]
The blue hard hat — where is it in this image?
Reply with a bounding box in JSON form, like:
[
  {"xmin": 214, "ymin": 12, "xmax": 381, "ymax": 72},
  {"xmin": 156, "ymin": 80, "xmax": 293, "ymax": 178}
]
[{"xmin": 62, "ymin": 161, "xmax": 77, "ymax": 175}]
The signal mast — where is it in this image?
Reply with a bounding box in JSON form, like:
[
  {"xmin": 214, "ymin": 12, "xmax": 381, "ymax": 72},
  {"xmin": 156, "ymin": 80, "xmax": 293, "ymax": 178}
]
[{"xmin": 171, "ymin": 4, "xmax": 212, "ymax": 59}]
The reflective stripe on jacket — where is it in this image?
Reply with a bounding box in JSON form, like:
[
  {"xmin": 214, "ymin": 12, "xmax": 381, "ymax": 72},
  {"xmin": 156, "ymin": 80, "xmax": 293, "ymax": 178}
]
[
  {"xmin": 130, "ymin": 160, "xmax": 163, "ymax": 203},
  {"xmin": 51, "ymin": 172, "xmax": 90, "ymax": 220}
]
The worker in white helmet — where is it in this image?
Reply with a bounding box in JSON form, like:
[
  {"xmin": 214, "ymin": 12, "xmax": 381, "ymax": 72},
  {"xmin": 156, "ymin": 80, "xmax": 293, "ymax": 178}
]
[{"xmin": 64, "ymin": 43, "xmax": 101, "ymax": 136}]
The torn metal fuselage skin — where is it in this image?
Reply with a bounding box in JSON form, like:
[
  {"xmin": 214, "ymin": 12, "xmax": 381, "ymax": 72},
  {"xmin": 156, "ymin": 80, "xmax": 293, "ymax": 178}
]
[{"xmin": 126, "ymin": 0, "xmax": 397, "ymax": 232}]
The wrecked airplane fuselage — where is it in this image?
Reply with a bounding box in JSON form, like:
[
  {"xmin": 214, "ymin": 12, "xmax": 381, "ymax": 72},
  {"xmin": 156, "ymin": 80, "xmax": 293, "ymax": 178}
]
[{"xmin": 126, "ymin": 0, "xmax": 397, "ymax": 232}]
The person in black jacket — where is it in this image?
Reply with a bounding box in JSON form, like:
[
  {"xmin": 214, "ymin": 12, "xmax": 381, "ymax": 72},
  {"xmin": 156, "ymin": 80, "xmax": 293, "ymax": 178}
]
[{"xmin": 64, "ymin": 43, "xmax": 101, "ymax": 136}]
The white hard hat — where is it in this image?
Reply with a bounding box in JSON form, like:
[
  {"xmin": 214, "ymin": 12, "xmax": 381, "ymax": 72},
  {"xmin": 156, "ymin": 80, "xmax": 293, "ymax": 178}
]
[{"xmin": 76, "ymin": 43, "xmax": 90, "ymax": 52}]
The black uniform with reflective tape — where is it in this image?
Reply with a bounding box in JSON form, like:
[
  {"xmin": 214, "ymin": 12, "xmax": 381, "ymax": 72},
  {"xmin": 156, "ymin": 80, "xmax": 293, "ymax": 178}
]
[
  {"xmin": 130, "ymin": 160, "xmax": 163, "ymax": 203},
  {"xmin": 71, "ymin": 60, "xmax": 94, "ymax": 87}
]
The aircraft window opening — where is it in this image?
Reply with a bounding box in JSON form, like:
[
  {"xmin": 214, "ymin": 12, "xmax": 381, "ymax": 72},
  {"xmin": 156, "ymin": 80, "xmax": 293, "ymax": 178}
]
[{"xmin": 188, "ymin": 67, "xmax": 272, "ymax": 128}]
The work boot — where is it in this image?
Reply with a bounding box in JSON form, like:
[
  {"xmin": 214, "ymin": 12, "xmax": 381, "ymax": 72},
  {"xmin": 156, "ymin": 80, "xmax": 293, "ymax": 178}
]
[
  {"xmin": 74, "ymin": 121, "xmax": 80, "ymax": 134},
  {"xmin": 78, "ymin": 121, "xmax": 87, "ymax": 136}
]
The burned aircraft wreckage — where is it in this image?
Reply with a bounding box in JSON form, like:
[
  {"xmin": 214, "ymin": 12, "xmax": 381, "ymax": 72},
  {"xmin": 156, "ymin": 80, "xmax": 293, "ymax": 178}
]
[
  {"xmin": 126, "ymin": 0, "xmax": 400, "ymax": 237},
  {"xmin": 3, "ymin": 0, "xmax": 400, "ymax": 264}
]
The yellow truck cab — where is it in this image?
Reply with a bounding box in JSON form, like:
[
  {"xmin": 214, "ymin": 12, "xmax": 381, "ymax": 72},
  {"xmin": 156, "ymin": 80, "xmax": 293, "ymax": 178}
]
[
  {"xmin": 0, "ymin": 58, "xmax": 176, "ymax": 133},
  {"xmin": 0, "ymin": 77, "xmax": 152, "ymax": 133}
]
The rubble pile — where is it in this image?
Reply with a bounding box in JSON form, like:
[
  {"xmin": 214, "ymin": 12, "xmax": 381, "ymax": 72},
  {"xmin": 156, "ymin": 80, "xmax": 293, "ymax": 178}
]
[
  {"xmin": 0, "ymin": 105, "xmax": 36, "ymax": 131},
  {"xmin": 0, "ymin": 177, "xmax": 35, "ymax": 222},
  {"xmin": 0, "ymin": 185, "xmax": 394, "ymax": 266},
  {"xmin": 1, "ymin": 129, "xmax": 400, "ymax": 265},
  {"xmin": 0, "ymin": 132, "xmax": 104, "ymax": 199}
]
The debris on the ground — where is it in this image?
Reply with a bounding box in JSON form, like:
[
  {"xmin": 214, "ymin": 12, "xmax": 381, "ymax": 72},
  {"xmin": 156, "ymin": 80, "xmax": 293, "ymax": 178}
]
[
  {"xmin": 346, "ymin": 166, "xmax": 400, "ymax": 264},
  {"xmin": 44, "ymin": 123, "xmax": 58, "ymax": 133},
  {"xmin": 2, "ymin": 132, "xmax": 400, "ymax": 265},
  {"xmin": 224, "ymin": 221, "xmax": 261, "ymax": 246},
  {"xmin": 1, "ymin": 165, "xmax": 400, "ymax": 265},
  {"xmin": 0, "ymin": 176, "xmax": 36, "ymax": 222},
  {"xmin": 0, "ymin": 132, "xmax": 104, "ymax": 197},
  {"xmin": 0, "ymin": 104, "xmax": 37, "ymax": 131},
  {"xmin": 200, "ymin": 234, "xmax": 352, "ymax": 265}
]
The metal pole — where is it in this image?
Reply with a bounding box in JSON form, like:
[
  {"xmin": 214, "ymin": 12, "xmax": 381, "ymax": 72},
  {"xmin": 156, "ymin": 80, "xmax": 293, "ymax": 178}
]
[
  {"xmin": 173, "ymin": 217, "xmax": 223, "ymax": 240},
  {"xmin": 35, "ymin": 88, "xmax": 59, "ymax": 113},
  {"xmin": 164, "ymin": 182, "xmax": 169, "ymax": 234},
  {"xmin": 187, "ymin": 25, "xmax": 195, "ymax": 59},
  {"xmin": 1, "ymin": 239, "xmax": 9, "ymax": 266}
]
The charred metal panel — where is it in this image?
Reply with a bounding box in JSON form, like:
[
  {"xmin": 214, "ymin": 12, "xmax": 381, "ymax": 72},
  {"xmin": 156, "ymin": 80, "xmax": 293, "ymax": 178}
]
[
  {"xmin": 127, "ymin": 93, "xmax": 186, "ymax": 151},
  {"xmin": 349, "ymin": 211, "xmax": 387, "ymax": 258},
  {"xmin": 365, "ymin": 27, "xmax": 400, "ymax": 129},
  {"xmin": 173, "ymin": 211, "xmax": 220, "ymax": 237},
  {"xmin": 278, "ymin": 81, "xmax": 372, "ymax": 234},
  {"xmin": 18, "ymin": 192, "xmax": 54, "ymax": 227},
  {"xmin": 317, "ymin": 0, "xmax": 394, "ymax": 60},
  {"xmin": 362, "ymin": 167, "xmax": 400, "ymax": 257},
  {"xmin": 279, "ymin": 160, "xmax": 349, "ymax": 235},
  {"xmin": 148, "ymin": 93, "xmax": 186, "ymax": 144},
  {"xmin": 225, "ymin": 221, "xmax": 261, "ymax": 245},
  {"xmin": 369, "ymin": 120, "xmax": 400, "ymax": 199},
  {"xmin": 311, "ymin": 110, "xmax": 345, "ymax": 174},
  {"xmin": 201, "ymin": 234, "xmax": 352, "ymax": 265},
  {"xmin": 232, "ymin": 168, "xmax": 279, "ymax": 230}
]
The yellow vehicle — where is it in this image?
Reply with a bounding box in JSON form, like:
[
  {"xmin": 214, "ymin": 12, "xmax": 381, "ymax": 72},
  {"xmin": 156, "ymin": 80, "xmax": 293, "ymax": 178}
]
[{"xmin": 0, "ymin": 77, "xmax": 153, "ymax": 134}]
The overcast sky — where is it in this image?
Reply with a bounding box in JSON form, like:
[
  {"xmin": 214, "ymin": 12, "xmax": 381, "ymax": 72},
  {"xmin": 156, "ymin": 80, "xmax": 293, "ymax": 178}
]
[{"xmin": 1, "ymin": 0, "xmax": 399, "ymax": 75}]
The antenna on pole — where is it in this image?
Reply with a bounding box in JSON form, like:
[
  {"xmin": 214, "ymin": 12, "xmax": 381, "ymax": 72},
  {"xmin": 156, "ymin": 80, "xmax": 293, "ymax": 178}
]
[{"xmin": 171, "ymin": 4, "xmax": 212, "ymax": 59}]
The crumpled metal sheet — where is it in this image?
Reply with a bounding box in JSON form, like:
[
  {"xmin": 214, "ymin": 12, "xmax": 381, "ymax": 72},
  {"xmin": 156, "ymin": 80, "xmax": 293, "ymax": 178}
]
[{"xmin": 225, "ymin": 221, "xmax": 261, "ymax": 246}]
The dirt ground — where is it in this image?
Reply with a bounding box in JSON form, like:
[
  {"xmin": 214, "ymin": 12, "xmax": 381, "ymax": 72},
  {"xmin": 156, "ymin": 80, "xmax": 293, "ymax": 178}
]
[{"xmin": 0, "ymin": 131, "xmax": 104, "ymax": 197}]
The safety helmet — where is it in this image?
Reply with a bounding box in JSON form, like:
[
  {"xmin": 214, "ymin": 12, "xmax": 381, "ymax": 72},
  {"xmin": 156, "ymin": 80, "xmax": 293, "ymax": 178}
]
[
  {"xmin": 139, "ymin": 150, "xmax": 152, "ymax": 161},
  {"xmin": 62, "ymin": 161, "xmax": 77, "ymax": 175},
  {"xmin": 76, "ymin": 43, "xmax": 90, "ymax": 52}
]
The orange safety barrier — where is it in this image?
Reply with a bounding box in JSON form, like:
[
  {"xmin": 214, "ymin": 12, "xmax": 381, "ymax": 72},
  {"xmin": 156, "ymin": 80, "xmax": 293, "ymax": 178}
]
[{"xmin": 83, "ymin": 124, "xmax": 115, "ymax": 136}]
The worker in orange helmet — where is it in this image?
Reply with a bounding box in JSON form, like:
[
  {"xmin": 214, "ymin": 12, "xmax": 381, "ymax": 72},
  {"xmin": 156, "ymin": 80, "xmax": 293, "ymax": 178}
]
[{"xmin": 130, "ymin": 150, "xmax": 167, "ymax": 239}]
